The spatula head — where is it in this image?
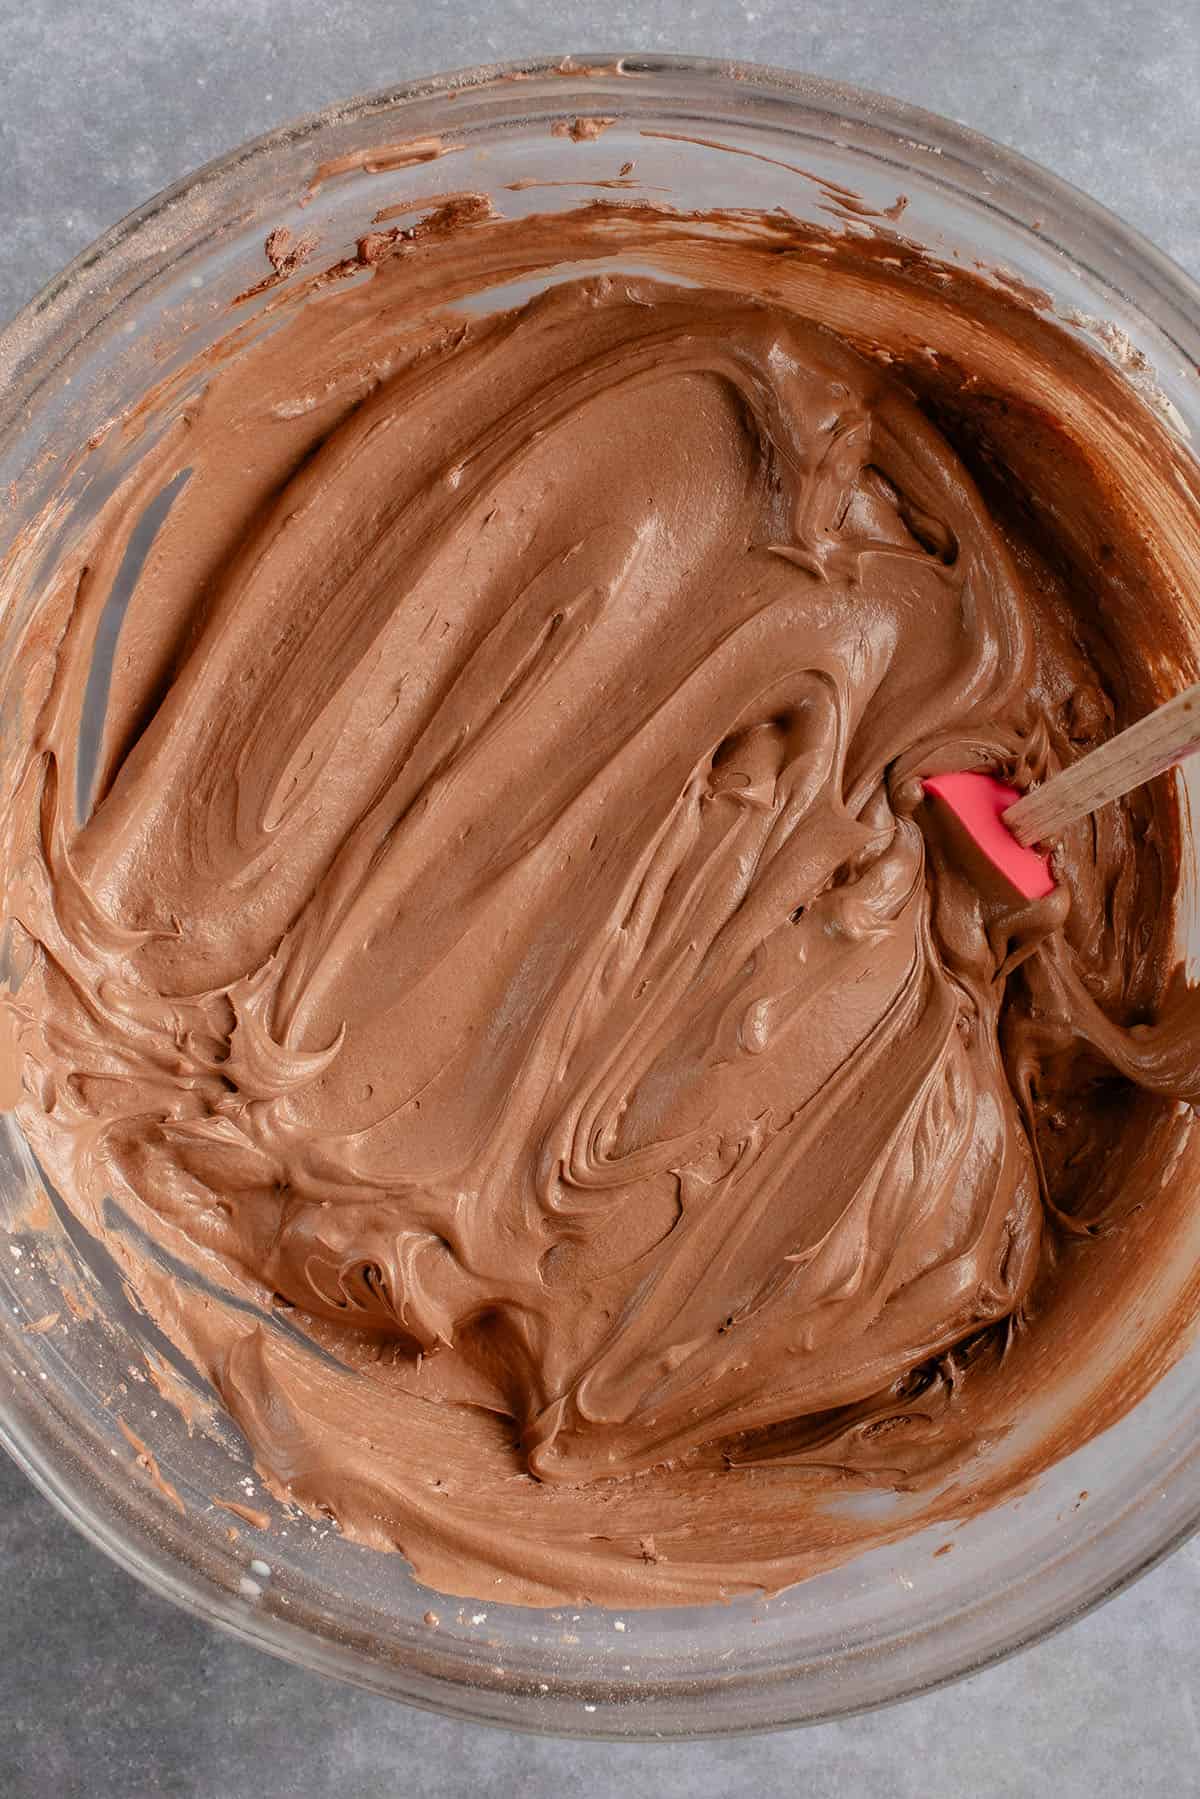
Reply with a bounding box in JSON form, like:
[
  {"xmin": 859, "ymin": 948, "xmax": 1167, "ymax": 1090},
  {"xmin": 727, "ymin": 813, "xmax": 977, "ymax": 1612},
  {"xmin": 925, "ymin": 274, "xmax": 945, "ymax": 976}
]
[{"xmin": 922, "ymin": 771, "xmax": 1055, "ymax": 900}]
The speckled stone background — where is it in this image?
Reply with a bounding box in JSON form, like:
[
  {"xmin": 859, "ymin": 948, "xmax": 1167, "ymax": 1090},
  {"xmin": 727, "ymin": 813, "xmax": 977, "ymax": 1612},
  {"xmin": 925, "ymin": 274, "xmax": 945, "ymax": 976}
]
[{"xmin": 2, "ymin": 3, "xmax": 1200, "ymax": 1794}]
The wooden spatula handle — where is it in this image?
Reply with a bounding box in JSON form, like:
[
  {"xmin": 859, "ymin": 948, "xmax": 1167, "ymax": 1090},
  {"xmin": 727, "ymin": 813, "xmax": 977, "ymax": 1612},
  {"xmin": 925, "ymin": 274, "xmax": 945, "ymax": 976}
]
[{"xmin": 1003, "ymin": 681, "xmax": 1200, "ymax": 847}]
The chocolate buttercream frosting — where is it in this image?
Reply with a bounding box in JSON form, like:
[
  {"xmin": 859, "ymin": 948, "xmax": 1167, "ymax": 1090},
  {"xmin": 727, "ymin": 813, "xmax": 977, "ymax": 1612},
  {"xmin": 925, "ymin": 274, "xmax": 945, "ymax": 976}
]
[{"xmin": 5, "ymin": 193, "xmax": 1200, "ymax": 1605}]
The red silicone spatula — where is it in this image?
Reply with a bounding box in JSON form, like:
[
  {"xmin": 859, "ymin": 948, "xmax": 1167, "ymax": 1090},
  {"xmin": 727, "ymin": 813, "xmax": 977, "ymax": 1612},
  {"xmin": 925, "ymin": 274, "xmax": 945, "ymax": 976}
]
[{"xmin": 923, "ymin": 681, "xmax": 1200, "ymax": 899}]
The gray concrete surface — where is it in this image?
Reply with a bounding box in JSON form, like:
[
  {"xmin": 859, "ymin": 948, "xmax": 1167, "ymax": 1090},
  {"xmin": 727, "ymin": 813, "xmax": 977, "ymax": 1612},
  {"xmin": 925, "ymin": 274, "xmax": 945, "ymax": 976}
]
[{"xmin": 2, "ymin": 2, "xmax": 1200, "ymax": 1794}]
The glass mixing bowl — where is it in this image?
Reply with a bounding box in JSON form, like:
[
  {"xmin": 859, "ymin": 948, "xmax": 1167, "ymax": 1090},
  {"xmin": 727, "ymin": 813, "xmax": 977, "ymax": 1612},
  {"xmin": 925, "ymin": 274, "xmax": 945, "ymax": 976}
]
[{"xmin": 3, "ymin": 54, "xmax": 1200, "ymax": 1740}]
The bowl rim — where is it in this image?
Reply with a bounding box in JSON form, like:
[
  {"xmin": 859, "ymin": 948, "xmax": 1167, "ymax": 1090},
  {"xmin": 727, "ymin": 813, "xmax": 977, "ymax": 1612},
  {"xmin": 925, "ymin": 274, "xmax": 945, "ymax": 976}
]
[{"xmin": 3, "ymin": 51, "xmax": 1200, "ymax": 1739}]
